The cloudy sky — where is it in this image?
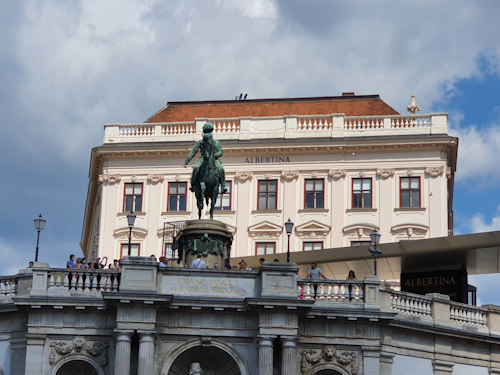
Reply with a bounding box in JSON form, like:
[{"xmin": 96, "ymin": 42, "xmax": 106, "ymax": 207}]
[{"xmin": 1, "ymin": 1, "xmax": 500, "ymax": 292}]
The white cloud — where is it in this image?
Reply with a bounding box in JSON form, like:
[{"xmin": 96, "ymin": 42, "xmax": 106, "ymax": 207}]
[{"xmin": 468, "ymin": 205, "xmax": 500, "ymax": 233}]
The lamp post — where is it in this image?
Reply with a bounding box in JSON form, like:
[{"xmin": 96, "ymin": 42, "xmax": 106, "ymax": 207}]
[
  {"xmin": 369, "ymin": 229, "xmax": 382, "ymax": 276},
  {"xmin": 127, "ymin": 211, "xmax": 136, "ymax": 256},
  {"xmin": 33, "ymin": 214, "xmax": 46, "ymax": 262},
  {"xmin": 284, "ymin": 218, "xmax": 294, "ymax": 263}
]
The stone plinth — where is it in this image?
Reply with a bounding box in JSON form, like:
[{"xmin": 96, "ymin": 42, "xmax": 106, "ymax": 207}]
[{"xmin": 176, "ymin": 219, "xmax": 233, "ymax": 268}]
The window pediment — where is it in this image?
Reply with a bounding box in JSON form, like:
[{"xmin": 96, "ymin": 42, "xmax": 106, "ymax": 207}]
[
  {"xmin": 114, "ymin": 227, "xmax": 148, "ymax": 241},
  {"xmin": 343, "ymin": 224, "xmax": 378, "ymax": 239},
  {"xmin": 391, "ymin": 224, "xmax": 428, "ymax": 238},
  {"xmin": 248, "ymin": 221, "xmax": 282, "ymax": 239},
  {"xmin": 295, "ymin": 220, "xmax": 330, "ymax": 238}
]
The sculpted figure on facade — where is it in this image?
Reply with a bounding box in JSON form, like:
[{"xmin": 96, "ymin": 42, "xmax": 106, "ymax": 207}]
[
  {"xmin": 189, "ymin": 362, "xmax": 203, "ymax": 374},
  {"xmin": 300, "ymin": 347, "xmax": 358, "ymax": 375},
  {"xmin": 185, "ymin": 121, "xmax": 227, "ymax": 219}
]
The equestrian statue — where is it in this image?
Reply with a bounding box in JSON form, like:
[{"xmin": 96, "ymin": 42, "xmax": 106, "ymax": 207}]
[{"xmin": 184, "ymin": 121, "xmax": 227, "ymax": 219}]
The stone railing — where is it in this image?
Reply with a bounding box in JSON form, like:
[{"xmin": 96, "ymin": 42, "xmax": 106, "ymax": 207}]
[
  {"xmin": 47, "ymin": 269, "xmax": 121, "ymax": 294},
  {"xmin": 0, "ymin": 275, "xmax": 18, "ymax": 297},
  {"xmin": 297, "ymin": 279, "xmax": 365, "ymax": 302},
  {"xmin": 103, "ymin": 113, "xmax": 448, "ymax": 143}
]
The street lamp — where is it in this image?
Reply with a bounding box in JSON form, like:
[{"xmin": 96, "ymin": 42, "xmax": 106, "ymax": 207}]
[
  {"xmin": 127, "ymin": 211, "xmax": 136, "ymax": 256},
  {"xmin": 284, "ymin": 218, "xmax": 294, "ymax": 263},
  {"xmin": 369, "ymin": 229, "xmax": 382, "ymax": 276},
  {"xmin": 33, "ymin": 214, "xmax": 46, "ymax": 262}
]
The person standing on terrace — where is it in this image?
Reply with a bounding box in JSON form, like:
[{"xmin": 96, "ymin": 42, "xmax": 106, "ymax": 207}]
[{"xmin": 306, "ymin": 263, "xmax": 328, "ymax": 299}]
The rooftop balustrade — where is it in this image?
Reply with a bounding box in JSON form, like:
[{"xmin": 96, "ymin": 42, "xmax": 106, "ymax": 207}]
[
  {"xmin": 1, "ymin": 260, "xmax": 497, "ymax": 336},
  {"xmin": 103, "ymin": 113, "xmax": 448, "ymax": 144}
]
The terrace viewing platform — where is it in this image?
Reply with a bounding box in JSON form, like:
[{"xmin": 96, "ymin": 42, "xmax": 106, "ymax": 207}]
[
  {"xmin": 102, "ymin": 113, "xmax": 448, "ymax": 144},
  {"xmin": 2, "ymin": 258, "xmax": 497, "ymax": 337}
]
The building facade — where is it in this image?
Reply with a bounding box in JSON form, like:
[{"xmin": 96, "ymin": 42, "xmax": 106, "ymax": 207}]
[{"xmin": 81, "ymin": 94, "xmax": 457, "ymax": 264}]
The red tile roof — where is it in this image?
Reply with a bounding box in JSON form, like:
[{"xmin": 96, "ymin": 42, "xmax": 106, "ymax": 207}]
[{"xmin": 146, "ymin": 95, "xmax": 400, "ymax": 123}]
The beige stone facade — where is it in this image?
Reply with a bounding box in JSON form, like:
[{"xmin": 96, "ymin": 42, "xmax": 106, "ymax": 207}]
[{"xmin": 81, "ymin": 95, "xmax": 457, "ymax": 264}]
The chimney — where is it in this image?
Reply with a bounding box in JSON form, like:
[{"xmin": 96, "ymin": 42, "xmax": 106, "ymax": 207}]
[{"xmin": 342, "ymin": 92, "xmax": 355, "ymax": 96}]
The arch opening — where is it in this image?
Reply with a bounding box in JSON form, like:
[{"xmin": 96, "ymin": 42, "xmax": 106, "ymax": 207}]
[
  {"xmin": 168, "ymin": 345, "xmax": 241, "ymax": 375},
  {"xmin": 55, "ymin": 360, "xmax": 98, "ymax": 375}
]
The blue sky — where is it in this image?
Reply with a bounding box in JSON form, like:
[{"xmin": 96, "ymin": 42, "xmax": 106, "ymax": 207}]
[{"xmin": 1, "ymin": 0, "xmax": 499, "ymax": 313}]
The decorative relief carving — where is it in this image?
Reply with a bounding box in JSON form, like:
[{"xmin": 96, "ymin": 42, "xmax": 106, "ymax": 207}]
[
  {"xmin": 311, "ymin": 171, "xmax": 319, "ymax": 178},
  {"xmin": 249, "ymin": 231, "xmax": 281, "ymax": 239},
  {"xmin": 281, "ymin": 170, "xmax": 299, "ymax": 181},
  {"xmin": 392, "ymin": 225, "xmax": 427, "ymax": 239},
  {"xmin": 344, "ymin": 227, "xmax": 374, "ymax": 239},
  {"xmin": 406, "ymin": 169, "xmax": 414, "ymax": 176},
  {"xmin": 264, "ymin": 172, "xmax": 272, "ymax": 180},
  {"xmin": 300, "ymin": 347, "xmax": 358, "ymax": 375},
  {"xmin": 376, "ymin": 168, "xmax": 395, "ymax": 179},
  {"xmin": 358, "ymin": 171, "xmax": 367, "ymax": 178},
  {"xmin": 234, "ymin": 171, "xmax": 253, "ymax": 182},
  {"xmin": 49, "ymin": 336, "xmax": 108, "ymax": 367},
  {"xmin": 98, "ymin": 174, "xmax": 121, "ymax": 185},
  {"xmin": 147, "ymin": 174, "xmax": 164, "ymax": 184},
  {"xmin": 328, "ymin": 169, "xmax": 346, "ymax": 180},
  {"xmin": 130, "ymin": 175, "xmax": 138, "ymax": 183},
  {"xmin": 174, "ymin": 174, "xmax": 182, "ymax": 182},
  {"xmin": 446, "ymin": 167, "xmax": 451, "ymax": 178},
  {"xmin": 425, "ymin": 167, "xmax": 444, "ymax": 177}
]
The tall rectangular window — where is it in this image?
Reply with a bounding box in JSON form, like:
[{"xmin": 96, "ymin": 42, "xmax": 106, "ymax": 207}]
[
  {"xmin": 400, "ymin": 177, "xmax": 421, "ymax": 207},
  {"xmin": 124, "ymin": 183, "xmax": 143, "ymax": 212},
  {"xmin": 352, "ymin": 178, "xmax": 372, "ymax": 208},
  {"xmin": 214, "ymin": 181, "xmax": 232, "ymax": 211},
  {"xmin": 303, "ymin": 241, "xmax": 323, "ymax": 251},
  {"xmin": 164, "ymin": 243, "xmax": 175, "ymax": 260},
  {"xmin": 258, "ymin": 180, "xmax": 277, "ymax": 210},
  {"xmin": 168, "ymin": 182, "xmax": 187, "ymax": 211},
  {"xmin": 305, "ymin": 179, "xmax": 324, "ymax": 209},
  {"xmin": 256, "ymin": 242, "xmax": 276, "ymax": 255},
  {"xmin": 120, "ymin": 243, "xmax": 140, "ymax": 257}
]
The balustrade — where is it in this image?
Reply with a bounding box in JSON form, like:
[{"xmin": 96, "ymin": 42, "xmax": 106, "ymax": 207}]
[
  {"xmin": 47, "ymin": 269, "xmax": 120, "ymax": 294},
  {"xmin": 297, "ymin": 279, "xmax": 364, "ymax": 302},
  {"xmin": 161, "ymin": 122, "xmax": 195, "ymax": 135},
  {"xmin": 345, "ymin": 116, "xmax": 385, "ymax": 130},
  {"xmin": 389, "ymin": 290, "xmax": 432, "ymax": 319},
  {"xmin": 297, "ymin": 115, "xmax": 333, "ymax": 131},
  {"xmin": 0, "ymin": 276, "xmax": 17, "ymax": 297},
  {"xmin": 450, "ymin": 303, "xmax": 488, "ymax": 328}
]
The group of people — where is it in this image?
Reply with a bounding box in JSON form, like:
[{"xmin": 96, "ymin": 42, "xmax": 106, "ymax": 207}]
[
  {"xmin": 66, "ymin": 254, "xmax": 122, "ymax": 270},
  {"xmin": 304, "ymin": 263, "xmax": 357, "ymax": 299}
]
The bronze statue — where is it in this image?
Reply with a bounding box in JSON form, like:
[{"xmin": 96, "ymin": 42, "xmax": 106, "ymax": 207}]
[{"xmin": 185, "ymin": 121, "xmax": 227, "ymax": 219}]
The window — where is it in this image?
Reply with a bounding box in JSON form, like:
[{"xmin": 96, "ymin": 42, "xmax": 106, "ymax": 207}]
[
  {"xmin": 256, "ymin": 242, "xmax": 276, "ymax": 255},
  {"xmin": 214, "ymin": 181, "xmax": 232, "ymax": 210},
  {"xmin": 124, "ymin": 183, "xmax": 143, "ymax": 212},
  {"xmin": 351, "ymin": 241, "xmax": 371, "ymax": 247},
  {"xmin": 120, "ymin": 243, "xmax": 140, "ymax": 257},
  {"xmin": 352, "ymin": 178, "xmax": 372, "ymax": 208},
  {"xmin": 305, "ymin": 179, "xmax": 324, "ymax": 209},
  {"xmin": 303, "ymin": 241, "xmax": 323, "ymax": 251},
  {"xmin": 258, "ymin": 180, "xmax": 277, "ymax": 210},
  {"xmin": 168, "ymin": 182, "xmax": 187, "ymax": 211},
  {"xmin": 400, "ymin": 177, "xmax": 421, "ymax": 207},
  {"xmin": 164, "ymin": 242, "xmax": 175, "ymax": 260}
]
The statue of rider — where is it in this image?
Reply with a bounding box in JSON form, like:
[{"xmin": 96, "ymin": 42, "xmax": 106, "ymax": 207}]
[{"xmin": 184, "ymin": 121, "xmax": 227, "ymax": 193}]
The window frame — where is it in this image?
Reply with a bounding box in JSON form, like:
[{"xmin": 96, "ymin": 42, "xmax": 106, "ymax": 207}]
[
  {"xmin": 123, "ymin": 182, "xmax": 143, "ymax": 212},
  {"xmin": 120, "ymin": 243, "xmax": 140, "ymax": 258},
  {"xmin": 304, "ymin": 179, "xmax": 325, "ymax": 209},
  {"xmin": 352, "ymin": 178, "xmax": 372, "ymax": 208},
  {"xmin": 167, "ymin": 182, "xmax": 188, "ymax": 212},
  {"xmin": 213, "ymin": 181, "xmax": 232, "ymax": 211},
  {"xmin": 257, "ymin": 179, "xmax": 278, "ymax": 210},
  {"xmin": 350, "ymin": 240, "xmax": 372, "ymax": 247},
  {"xmin": 255, "ymin": 242, "xmax": 276, "ymax": 255},
  {"xmin": 303, "ymin": 241, "xmax": 324, "ymax": 251},
  {"xmin": 400, "ymin": 176, "xmax": 421, "ymax": 208}
]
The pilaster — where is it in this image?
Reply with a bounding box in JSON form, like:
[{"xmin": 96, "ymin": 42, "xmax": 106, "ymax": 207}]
[
  {"xmin": 24, "ymin": 334, "xmax": 45, "ymax": 374},
  {"xmin": 281, "ymin": 336, "xmax": 297, "ymax": 375},
  {"xmin": 114, "ymin": 330, "xmax": 133, "ymax": 375},
  {"xmin": 379, "ymin": 353, "xmax": 394, "ymax": 375},
  {"xmin": 363, "ymin": 348, "xmax": 380, "ymax": 375},
  {"xmin": 258, "ymin": 335, "xmax": 274, "ymax": 375},
  {"xmin": 137, "ymin": 331, "xmax": 156, "ymax": 375}
]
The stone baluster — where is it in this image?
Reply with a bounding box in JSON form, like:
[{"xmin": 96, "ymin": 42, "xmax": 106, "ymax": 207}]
[
  {"xmin": 258, "ymin": 335, "xmax": 274, "ymax": 375},
  {"xmin": 281, "ymin": 336, "xmax": 297, "ymax": 375},
  {"xmin": 114, "ymin": 330, "xmax": 132, "ymax": 375},
  {"xmin": 138, "ymin": 331, "xmax": 156, "ymax": 375}
]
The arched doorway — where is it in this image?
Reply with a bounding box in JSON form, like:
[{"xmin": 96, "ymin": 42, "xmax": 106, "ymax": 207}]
[
  {"xmin": 314, "ymin": 370, "xmax": 343, "ymax": 375},
  {"xmin": 168, "ymin": 345, "xmax": 241, "ymax": 375},
  {"xmin": 55, "ymin": 360, "xmax": 98, "ymax": 375}
]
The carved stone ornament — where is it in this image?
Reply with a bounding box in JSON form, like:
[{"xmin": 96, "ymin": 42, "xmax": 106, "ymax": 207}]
[
  {"xmin": 130, "ymin": 175, "xmax": 138, "ymax": 183},
  {"xmin": 250, "ymin": 231, "xmax": 281, "ymax": 239},
  {"xmin": 174, "ymin": 174, "xmax": 182, "ymax": 182},
  {"xmin": 358, "ymin": 170, "xmax": 367, "ymax": 178},
  {"xmin": 234, "ymin": 171, "xmax": 253, "ymax": 182},
  {"xmin": 311, "ymin": 171, "xmax": 319, "ymax": 178},
  {"xmin": 98, "ymin": 174, "xmax": 121, "ymax": 185},
  {"xmin": 147, "ymin": 174, "xmax": 165, "ymax": 184},
  {"xmin": 49, "ymin": 336, "xmax": 108, "ymax": 367},
  {"xmin": 281, "ymin": 170, "xmax": 299, "ymax": 181},
  {"xmin": 406, "ymin": 169, "xmax": 414, "ymax": 176},
  {"xmin": 376, "ymin": 168, "xmax": 395, "ymax": 179},
  {"xmin": 300, "ymin": 347, "xmax": 358, "ymax": 375},
  {"xmin": 446, "ymin": 167, "xmax": 451, "ymax": 179},
  {"xmin": 328, "ymin": 169, "xmax": 346, "ymax": 180},
  {"xmin": 425, "ymin": 166, "xmax": 443, "ymax": 177},
  {"xmin": 393, "ymin": 226, "xmax": 427, "ymax": 239},
  {"xmin": 264, "ymin": 172, "xmax": 272, "ymax": 180}
]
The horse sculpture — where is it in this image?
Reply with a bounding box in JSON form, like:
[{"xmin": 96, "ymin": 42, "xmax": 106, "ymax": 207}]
[{"xmin": 185, "ymin": 121, "xmax": 226, "ymax": 219}]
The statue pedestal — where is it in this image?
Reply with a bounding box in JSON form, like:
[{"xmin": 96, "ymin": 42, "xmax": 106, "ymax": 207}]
[{"xmin": 176, "ymin": 219, "xmax": 233, "ymax": 269}]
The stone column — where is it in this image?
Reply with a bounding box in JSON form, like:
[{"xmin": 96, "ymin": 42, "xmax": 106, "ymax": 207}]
[
  {"xmin": 432, "ymin": 360, "xmax": 454, "ymax": 375},
  {"xmin": 138, "ymin": 331, "xmax": 156, "ymax": 375},
  {"xmin": 379, "ymin": 353, "xmax": 394, "ymax": 375},
  {"xmin": 258, "ymin": 336, "xmax": 274, "ymax": 375},
  {"xmin": 281, "ymin": 336, "xmax": 297, "ymax": 375},
  {"xmin": 114, "ymin": 331, "xmax": 132, "ymax": 375}
]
